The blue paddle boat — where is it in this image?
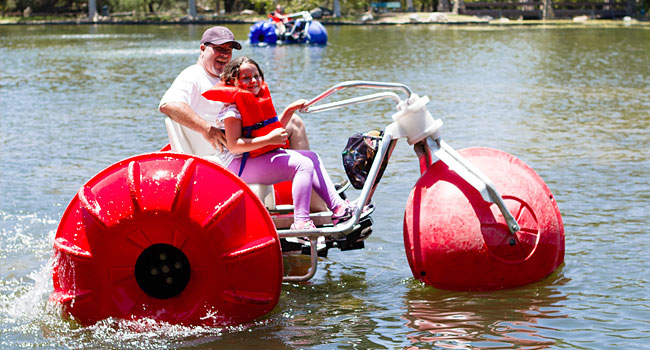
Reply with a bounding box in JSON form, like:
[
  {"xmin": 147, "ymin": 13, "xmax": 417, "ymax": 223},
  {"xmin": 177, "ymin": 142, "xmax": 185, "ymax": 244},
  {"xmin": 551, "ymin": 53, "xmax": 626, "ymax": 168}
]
[{"xmin": 249, "ymin": 11, "xmax": 328, "ymax": 46}]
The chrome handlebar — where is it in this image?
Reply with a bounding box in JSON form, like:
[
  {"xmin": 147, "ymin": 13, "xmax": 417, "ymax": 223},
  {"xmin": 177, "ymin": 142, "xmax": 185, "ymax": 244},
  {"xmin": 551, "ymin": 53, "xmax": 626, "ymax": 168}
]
[
  {"xmin": 298, "ymin": 80, "xmax": 521, "ymax": 236},
  {"xmin": 301, "ymin": 80, "xmax": 413, "ymax": 114}
]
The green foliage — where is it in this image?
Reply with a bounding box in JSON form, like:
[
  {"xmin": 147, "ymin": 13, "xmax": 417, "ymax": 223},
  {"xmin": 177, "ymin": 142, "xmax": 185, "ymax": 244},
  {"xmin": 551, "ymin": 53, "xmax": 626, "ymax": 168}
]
[
  {"xmin": 281, "ymin": 0, "xmax": 323, "ymax": 12},
  {"xmin": 105, "ymin": 0, "xmax": 139, "ymax": 12},
  {"xmin": 2, "ymin": 0, "xmax": 646, "ymax": 17},
  {"xmin": 249, "ymin": 0, "xmax": 273, "ymax": 14},
  {"xmin": 0, "ymin": 0, "xmax": 438, "ymax": 16},
  {"xmin": 13, "ymin": 0, "xmax": 86, "ymax": 12},
  {"xmin": 101, "ymin": 0, "xmax": 174, "ymax": 14},
  {"xmin": 415, "ymin": 0, "xmax": 437, "ymax": 12},
  {"xmin": 640, "ymin": 0, "xmax": 648, "ymax": 16}
]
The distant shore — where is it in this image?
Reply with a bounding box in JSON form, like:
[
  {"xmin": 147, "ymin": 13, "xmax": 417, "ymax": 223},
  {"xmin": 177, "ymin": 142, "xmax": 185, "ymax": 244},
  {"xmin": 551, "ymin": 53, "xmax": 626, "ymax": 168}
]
[{"xmin": 1, "ymin": 12, "xmax": 648, "ymax": 26}]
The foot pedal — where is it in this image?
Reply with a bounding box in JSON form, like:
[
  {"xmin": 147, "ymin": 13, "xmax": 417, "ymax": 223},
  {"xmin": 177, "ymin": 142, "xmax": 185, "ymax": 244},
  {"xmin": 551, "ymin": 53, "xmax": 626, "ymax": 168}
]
[{"xmin": 333, "ymin": 216, "xmax": 373, "ymax": 251}]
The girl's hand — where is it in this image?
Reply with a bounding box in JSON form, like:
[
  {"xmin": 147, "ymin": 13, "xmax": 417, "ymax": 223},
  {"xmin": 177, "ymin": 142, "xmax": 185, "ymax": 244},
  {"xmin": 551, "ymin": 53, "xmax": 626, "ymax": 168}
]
[
  {"xmin": 279, "ymin": 99, "xmax": 308, "ymax": 128},
  {"xmin": 286, "ymin": 99, "xmax": 307, "ymax": 113},
  {"xmin": 266, "ymin": 127, "xmax": 289, "ymax": 145}
]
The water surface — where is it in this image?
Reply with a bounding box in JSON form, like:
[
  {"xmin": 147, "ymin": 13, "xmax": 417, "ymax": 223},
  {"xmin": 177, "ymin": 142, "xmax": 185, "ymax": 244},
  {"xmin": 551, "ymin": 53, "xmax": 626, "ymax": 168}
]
[{"xmin": 1, "ymin": 23, "xmax": 649, "ymax": 349}]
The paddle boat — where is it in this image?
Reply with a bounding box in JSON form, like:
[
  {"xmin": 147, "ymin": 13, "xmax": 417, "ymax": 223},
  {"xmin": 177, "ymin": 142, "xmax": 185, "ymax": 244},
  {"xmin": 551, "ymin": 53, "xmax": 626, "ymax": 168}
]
[
  {"xmin": 248, "ymin": 11, "xmax": 328, "ymax": 46},
  {"xmin": 50, "ymin": 81, "xmax": 564, "ymax": 328}
]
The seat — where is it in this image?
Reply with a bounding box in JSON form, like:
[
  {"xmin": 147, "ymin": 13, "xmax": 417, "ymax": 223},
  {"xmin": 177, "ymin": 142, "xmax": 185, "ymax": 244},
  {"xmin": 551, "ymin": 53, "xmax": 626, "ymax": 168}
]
[{"xmin": 164, "ymin": 117, "xmax": 277, "ymax": 210}]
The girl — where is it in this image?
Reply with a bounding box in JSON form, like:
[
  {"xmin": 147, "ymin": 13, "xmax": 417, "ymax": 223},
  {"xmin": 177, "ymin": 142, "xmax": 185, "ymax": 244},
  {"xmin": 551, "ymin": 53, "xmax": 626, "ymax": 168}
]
[{"xmin": 203, "ymin": 56, "xmax": 353, "ymax": 230}]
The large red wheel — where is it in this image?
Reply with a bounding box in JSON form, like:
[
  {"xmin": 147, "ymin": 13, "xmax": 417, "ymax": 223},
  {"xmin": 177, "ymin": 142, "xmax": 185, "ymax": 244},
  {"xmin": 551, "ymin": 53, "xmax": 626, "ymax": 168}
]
[
  {"xmin": 50, "ymin": 153, "xmax": 283, "ymax": 326},
  {"xmin": 403, "ymin": 147, "xmax": 564, "ymax": 290}
]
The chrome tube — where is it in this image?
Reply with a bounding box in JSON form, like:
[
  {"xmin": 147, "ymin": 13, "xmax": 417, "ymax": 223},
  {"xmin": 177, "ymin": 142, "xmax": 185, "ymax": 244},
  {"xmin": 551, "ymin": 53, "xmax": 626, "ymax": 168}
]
[
  {"xmin": 427, "ymin": 137, "xmax": 521, "ymax": 234},
  {"xmin": 413, "ymin": 139, "xmax": 433, "ymax": 174},
  {"xmin": 302, "ymin": 80, "xmax": 412, "ymax": 113},
  {"xmin": 362, "ymin": 135, "xmax": 397, "ymax": 207},
  {"xmin": 278, "ymin": 81, "xmax": 413, "ymax": 281},
  {"xmin": 304, "ymin": 92, "xmax": 401, "ymax": 114},
  {"xmin": 276, "ymin": 130, "xmax": 397, "ymax": 239},
  {"xmin": 282, "ymin": 237, "xmax": 319, "ymax": 282},
  {"xmin": 279, "ymin": 83, "xmax": 409, "ymax": 239}
]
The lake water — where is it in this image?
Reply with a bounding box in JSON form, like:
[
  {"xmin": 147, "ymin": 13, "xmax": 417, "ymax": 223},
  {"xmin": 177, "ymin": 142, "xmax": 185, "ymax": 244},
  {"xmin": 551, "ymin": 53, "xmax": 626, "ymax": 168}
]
[{"xmin": 1, "ymin": 23, "xmax": 649, "ymax": 349}]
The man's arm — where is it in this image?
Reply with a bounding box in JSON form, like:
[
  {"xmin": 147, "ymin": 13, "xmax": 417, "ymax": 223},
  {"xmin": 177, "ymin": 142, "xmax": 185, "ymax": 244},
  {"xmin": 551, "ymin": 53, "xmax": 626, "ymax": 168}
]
[{"xmin": 160, "ymin": 101, "xmax": 227, "ymax": 152}]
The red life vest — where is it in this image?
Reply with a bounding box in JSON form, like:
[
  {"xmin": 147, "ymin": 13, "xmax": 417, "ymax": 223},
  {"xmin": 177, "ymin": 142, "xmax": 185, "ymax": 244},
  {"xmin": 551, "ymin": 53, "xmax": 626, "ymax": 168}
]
[{"xmin": 202, "ymin": 81, "xmax": 289, "ymax": 157}]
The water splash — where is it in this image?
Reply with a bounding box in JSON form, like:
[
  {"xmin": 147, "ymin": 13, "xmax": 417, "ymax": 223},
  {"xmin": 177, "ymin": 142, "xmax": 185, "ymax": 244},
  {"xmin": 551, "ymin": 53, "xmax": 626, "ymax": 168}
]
[{"xmin": 0, "ymin": 226, "xmax": 267, "ymax": 349}]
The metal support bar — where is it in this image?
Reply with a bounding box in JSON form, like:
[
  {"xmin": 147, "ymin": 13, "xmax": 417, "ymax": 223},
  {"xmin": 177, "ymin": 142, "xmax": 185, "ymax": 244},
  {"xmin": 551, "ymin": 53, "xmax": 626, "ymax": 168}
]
[
  {"xmin": 361, "ymin": 134, "xmax": 397, "ymax": 207},
  {"xmin": 279, "ymin": 83, "xmax": 406, "ymax": 240},
  {"xmin": 276, "ymin": 80, "xmax": 523, "ymax": 287},
  {"xmin": 427, "ymin": 137, "xmax": 521, "ymax": 234},
  {"xmin": 282, "ymin": 237, "xmax": 319, "ymax": 282},
  {"xmin": 277, "ymin": 134, "xmax": 394, "ymax": 282},
  {"xmin": 413, "ymin": 139, "xmax": 433, "ymax": 174}
]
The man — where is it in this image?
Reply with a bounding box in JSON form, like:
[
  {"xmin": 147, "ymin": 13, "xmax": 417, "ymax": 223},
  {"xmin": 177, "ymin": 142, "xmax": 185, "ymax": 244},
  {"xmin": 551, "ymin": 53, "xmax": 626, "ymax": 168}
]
[
  {"xmin": 159, "ymin": 26, "xmax": 310, "ymax": 154},
  {"xmin": 159, "ymin": 26, "xmax": 326, "ymax": 210},
  {"xmin": 271, "ymin": 5, "xmax": 289, "ymax": 35}
]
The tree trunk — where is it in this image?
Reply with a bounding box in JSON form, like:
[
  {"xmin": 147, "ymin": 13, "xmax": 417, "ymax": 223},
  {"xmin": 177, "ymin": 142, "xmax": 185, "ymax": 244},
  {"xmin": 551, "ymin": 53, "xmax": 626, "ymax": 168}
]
[
  {"xmin": 333, "ymin": 0, "xmax": 341, "ymax": 17},
  {"xmin": 188, "ymin": 0, "xmax": 197, "ymax": 18},
  {"xmin": 437, "ymin": 0, "xmax": 450, "ymax": 12},
  {"xmin": 224, "ymin": 0, "xmax": 236, "ymax": 12},
  {"xmin": 88, "ymin": 0, "xmax": 97, "ymax": 20},
  {"xmin": 542, "ymin": 0, "xmax": 554, "ymax": 19},
  {"xmin": 625, "ymin": 0, "xmax": 633, "ymax": 16},
  {"xmin": 452, "ymin": 0, "xmax": 462, "ymax": 14},
  {"xmin": 456, "ymin": 0, "xmax": 465, "ymax": 13},
  {"xmin": 406, "ymin": 0, "xmax": 415, "ymax": 11}
]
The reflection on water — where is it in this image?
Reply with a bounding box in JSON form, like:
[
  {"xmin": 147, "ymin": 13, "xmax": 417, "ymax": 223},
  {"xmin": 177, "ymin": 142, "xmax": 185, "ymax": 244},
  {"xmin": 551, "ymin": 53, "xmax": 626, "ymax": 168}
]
[{"xmin": 403, "ymin": 272, "xmax": 569, "ymax": 349}]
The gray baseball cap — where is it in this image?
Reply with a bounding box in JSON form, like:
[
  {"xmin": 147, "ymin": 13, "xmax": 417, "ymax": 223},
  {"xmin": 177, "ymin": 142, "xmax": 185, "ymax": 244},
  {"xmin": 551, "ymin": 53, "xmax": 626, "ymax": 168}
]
[{"xmin": 200, "ymin": 26, "xmax": 242, "ymax": 50}]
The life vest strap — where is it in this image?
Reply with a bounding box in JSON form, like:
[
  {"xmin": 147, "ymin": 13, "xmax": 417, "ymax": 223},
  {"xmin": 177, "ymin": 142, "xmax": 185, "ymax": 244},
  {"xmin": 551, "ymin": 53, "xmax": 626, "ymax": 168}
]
[
  {"xmin": 239, "ymin": 115, "xmax": 280, "ymax": 177},
  {"xmin": 242, "ymin": 116, "xmax": 279, "ymax": 135}
]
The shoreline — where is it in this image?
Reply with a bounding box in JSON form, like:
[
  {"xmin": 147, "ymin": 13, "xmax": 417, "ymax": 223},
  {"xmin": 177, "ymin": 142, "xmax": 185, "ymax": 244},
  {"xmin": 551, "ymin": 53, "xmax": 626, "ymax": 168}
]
[{"xmin": 1, "ymin": 12, "xmax": 648, "ymax": 27}]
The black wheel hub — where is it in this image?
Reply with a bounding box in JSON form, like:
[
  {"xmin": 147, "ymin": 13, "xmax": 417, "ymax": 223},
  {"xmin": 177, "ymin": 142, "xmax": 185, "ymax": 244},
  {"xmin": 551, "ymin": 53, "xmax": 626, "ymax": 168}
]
[{"xmin": 135, "ymin": 243, "xmax": 191, "ymax": 299}]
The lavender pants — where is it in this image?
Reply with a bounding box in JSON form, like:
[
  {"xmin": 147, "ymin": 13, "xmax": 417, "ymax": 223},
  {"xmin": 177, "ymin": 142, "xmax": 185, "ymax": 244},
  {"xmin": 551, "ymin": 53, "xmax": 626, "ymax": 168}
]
[{"xmin": 228, "ymin": 149, "xmax": 345, "ymax": 222}]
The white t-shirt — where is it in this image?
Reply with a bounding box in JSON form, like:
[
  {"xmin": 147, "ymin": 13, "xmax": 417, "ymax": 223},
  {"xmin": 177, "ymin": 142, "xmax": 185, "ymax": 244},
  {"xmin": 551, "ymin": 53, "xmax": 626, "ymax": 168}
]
[
  {"xmin": 216, "ymin": 103, "xmax": 244, "ymax": 165},
  {"xmin": 159, "ymin": 64, "xmax": 233, "ymax": 166},
  {"xmin": 159, "ymin": 64, "xmax": 224, "ymax": 126}
]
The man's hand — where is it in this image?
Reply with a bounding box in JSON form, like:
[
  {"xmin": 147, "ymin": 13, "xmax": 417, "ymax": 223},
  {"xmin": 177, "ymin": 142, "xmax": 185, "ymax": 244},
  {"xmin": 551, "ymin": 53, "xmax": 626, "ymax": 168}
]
[
  {"xmin": 202, "ymin": 125, "xmax": 227, "ymax": 152},
  {"xmin": 160, "ymin": 101, "xmax": 227, "ymax": 152}
]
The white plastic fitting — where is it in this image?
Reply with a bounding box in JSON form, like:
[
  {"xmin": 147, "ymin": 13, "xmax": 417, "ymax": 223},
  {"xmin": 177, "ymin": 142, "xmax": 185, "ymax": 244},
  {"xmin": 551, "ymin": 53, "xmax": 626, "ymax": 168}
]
[{"xmin": 386, "ymin": 94, "xmax": 443, "ymax": 145}]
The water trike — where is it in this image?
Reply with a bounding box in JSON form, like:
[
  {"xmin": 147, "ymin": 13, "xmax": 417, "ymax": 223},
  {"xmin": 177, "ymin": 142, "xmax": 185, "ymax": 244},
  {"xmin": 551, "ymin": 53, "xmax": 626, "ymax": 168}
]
[
  {"xmin": 249, "ymin": 11, "xmax": 328, "ymax": 46},
  {"xmin": 50, "ymin": 81, "xmax": 564, "ymax": 327}
]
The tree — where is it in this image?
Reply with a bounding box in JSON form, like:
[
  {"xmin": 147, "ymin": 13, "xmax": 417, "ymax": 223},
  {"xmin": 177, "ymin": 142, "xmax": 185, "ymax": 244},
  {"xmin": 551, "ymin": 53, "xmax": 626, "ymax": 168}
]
[
  {"xmin": 542, "ymin": 0, "xmax": 554, "ymax": 19},
  {"xmin": 88, "ymin": 0, "xmax": 97, "ymax": 19},
  {"xmin": 224, "ymin": 0, "xmax": 234, "ymax": 12},
  {"xmin": 188, "ymin": 0, "xmax": 196, "ymax": 17},
  {"xmin": 437, "ymin": 0, "xmax": 450, "ymax": 11}
]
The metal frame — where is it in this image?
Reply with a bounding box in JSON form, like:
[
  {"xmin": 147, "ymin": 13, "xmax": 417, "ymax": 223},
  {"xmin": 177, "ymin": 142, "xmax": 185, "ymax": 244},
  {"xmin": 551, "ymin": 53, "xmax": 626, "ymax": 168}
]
[{"xmin": 279, "ymin": 80, "xmax": 520, "ymax": 282}]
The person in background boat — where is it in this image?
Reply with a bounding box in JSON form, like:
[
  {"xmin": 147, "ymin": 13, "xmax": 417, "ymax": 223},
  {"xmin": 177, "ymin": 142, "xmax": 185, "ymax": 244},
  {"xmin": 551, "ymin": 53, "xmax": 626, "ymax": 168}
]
[
  {"xmin": 272, "ymin": 4, "xmax": 287, "ymax": 19},
  {"xmin": 158, "ymin": 26, "xmax": 310, "ymax": 155},
  {"xmin": 270, "ymin": 5, "xmax": 288, "ymax": 35},
  {"xmin": 207, "ymin": 56, "xmax": 355, "ymax": 230}
]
